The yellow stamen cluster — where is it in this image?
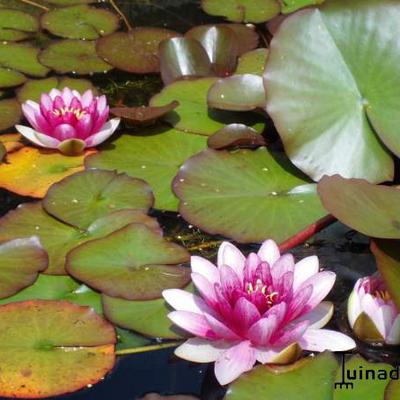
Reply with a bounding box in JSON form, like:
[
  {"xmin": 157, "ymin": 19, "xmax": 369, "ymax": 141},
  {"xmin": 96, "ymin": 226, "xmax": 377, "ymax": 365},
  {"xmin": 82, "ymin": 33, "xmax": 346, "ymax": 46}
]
[
  {"xmin": 246, "ymin": 279, "xmax": 278, "ymax": 306},
  {"xmin": 53, "ymin": 107, "xmax": 87, "ymax": 120}
]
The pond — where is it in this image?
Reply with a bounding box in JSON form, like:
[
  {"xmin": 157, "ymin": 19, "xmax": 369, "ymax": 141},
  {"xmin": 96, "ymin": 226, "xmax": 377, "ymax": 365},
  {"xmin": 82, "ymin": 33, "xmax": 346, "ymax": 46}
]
[{"xmin": 0, "ymin": 0, "xmax": 399, "ymax": 399}]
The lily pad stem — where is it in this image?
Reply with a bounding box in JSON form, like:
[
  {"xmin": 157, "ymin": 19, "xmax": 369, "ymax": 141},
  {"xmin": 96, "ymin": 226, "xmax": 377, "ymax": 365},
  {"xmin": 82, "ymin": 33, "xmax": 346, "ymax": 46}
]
[
  {"xmin": 115, "ymin": 341, "xmax": 181, "ymax": 356},
  {"xmin": 109, "ymin": 0, "xmax": 133, "ymax": 31},
  {"xmin": 19, "ymin": 0, "xmax": 49, "ymax": 11}
]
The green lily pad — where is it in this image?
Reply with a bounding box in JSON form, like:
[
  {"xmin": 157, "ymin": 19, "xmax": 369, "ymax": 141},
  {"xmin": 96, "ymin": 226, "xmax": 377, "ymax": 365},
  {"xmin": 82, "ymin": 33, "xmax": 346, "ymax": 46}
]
[
  {"xmin": 318, "ymin": 175, "xmax": 400, "ymax": 239},
  {"xmin": 96, "ymin": 28, "xmax": 179, "ymax": 74},
  {"xmin": 66, "ymin": 224, "xmax": 190, "ymax": 300},
  {"xmin": 41, "ymin": 5, "xmax": 119, "ymax": 40},
  {"xmin": 281, "ymin": 0, "xmax": 325, "ymax": 13},
  {"xmin": 208, "ymin": 74, "xmax": 265, "ymax": 111},
  {"xmin": 334, "ymin": 355, "xmax": 391, "ymax": 400},
  {"xmin": 0, "ymin": 98, "xmax": 22, "ymax": 130},
  {"xmin": 0, "ymin": 203, "xmax": 161, "ymax": 275},
  {"xmin": 201, "ymin": 0, "xmax": 280, "ymax": 23},
  {"xmin": 159, "ymin": 37, "xmax": 212, "ymax": 85},
  {"xmin": 43, "ymin": 169, "xmax": 154, "ymax": 230},
  {"xmin": 265, "ymin": 0, "xmax": 398, "ymax": 183},
  {"xmin": 150, "ymin": 78, "xmax": 265, "ymax": 135},
  {"xmin": 115, "ymin": 327, "xmax": 150, "ymax": 350},
  {"xmin": 0, "ymin": 42, "xmax": 49, "ymax": 77},
  {"xmin": 0, "ymin": 300, "xmax": 116, "ymax": 398},
  {"xmin": 235, "ymin": 48, "xmax": 268, "ymax": 76},
  {"xmin": 85, "ymin": 126, "xmax": 208, "ymax": 211},
  {"xmin": 16, "ymin": 76, "xmax": 98, "ymax": 103},
  {"xmin": 39, "ymin": 39, "xmax": 112, "ymax": 74},
  {"xmin": 173, "ymin": 147, "xmax": 327, "ymax": 243},
  {"xmin": 0, "ymin": 67, "xmax": 26, "ymax": 88},
  {"xmin": 371, "ymin": 240, "xmax": 400, "ymax": 310},
  {"xmin": 227, "ymin": 352, "xmax": 338, "ymax": 399},
  {"xmin": 0, "ymin": 9, "xmax": 38, "ymax": 41},
  {"xmin": 0, "ymin": 237, "xmax": 47, "ymax": 299}
]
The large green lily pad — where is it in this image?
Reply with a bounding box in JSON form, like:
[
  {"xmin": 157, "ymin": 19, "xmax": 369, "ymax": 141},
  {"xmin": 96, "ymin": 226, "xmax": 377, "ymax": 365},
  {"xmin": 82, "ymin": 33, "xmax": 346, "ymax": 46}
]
[
  {"xmin": 0, "ymin": 300, "xmax": 116, "ymax": 398},
  {"xmin": 318, "ymin": 175, "xmax": 400, "ymax": 239},
  {"xmin": 41, "ymin": 5, "xmax": 119, "ymax": 40},
  {"xmin": 150, "ymin": 78, "xmax": 265, "ymax": 136},
  {"xmin": 0, "ymin": 98, "xmax": 22, "ymax": 130},
  {"xmin": 43, "ymin": 169, "xmax": 154, "ymax": 230},
  {"xmin": 226, "ymin": 352, "xmax": 338, "ymax": 399},
  {"xmin": 96, "ymin": 28, "xmax": 179, "ymax": 74},
  {"xmin": 85, "ymin": 127, "xmax": 208, "ymax": 211},
  {"xmin": 265, "ymin": 0, "xmax": 399, "ymax": 183},
  {"xmin": 0, "ymin": 67, "xmax": 26, "ymax": 88},
  {"xmin": 0, "ymin": 9, "xmax": 38, "ymax": 41},
  {"xmin": 173, "ymin": 147, "xmax": 327, "ymax": 243},
  {"xmin": 66, "ymin": 224, "xmax": 190, "ymax": 300},
  {"xmin": 39, "ymin": 39, "xmax": 112, "ymax": 74},
  {"xmin": 0, "ymin": 237, "xmax": 47, "ymax": 299}
]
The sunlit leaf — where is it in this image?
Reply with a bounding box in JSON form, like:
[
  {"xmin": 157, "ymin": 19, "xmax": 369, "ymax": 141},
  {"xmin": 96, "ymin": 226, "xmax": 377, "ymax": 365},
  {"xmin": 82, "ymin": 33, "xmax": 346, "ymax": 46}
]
[
  {"xmin": 235, "ymin": 48, "xmax": 268, "ymax": 76},
  {"xmin": 0, "ymin": 8, "xmax": 38, "ymax": 41}
]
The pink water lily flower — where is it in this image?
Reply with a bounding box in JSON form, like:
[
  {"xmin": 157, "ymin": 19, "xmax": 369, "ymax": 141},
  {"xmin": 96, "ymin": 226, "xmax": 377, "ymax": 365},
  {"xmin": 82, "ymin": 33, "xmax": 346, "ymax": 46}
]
[
  {"xmin": 348, "ymin": 273, "xmax": 400, "ymax": 345},
  {"xmin": 163, "ymin": 240, "xmax": 355, "ymax": 385},
  {"xmin": 16, "ymin": 88, "xmax": 120, "ymax": 155}
]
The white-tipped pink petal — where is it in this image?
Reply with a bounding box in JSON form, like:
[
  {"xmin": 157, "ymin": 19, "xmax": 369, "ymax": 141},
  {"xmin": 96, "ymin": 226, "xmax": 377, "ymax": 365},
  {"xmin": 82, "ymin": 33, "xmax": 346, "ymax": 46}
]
[
  {"xmin": 15, "ymin": 125, "xmax": 60, "ymax": 148},
  {"xmin": 387, "ymin": 315, "xmax": 400, "ymax": 345},
  {"xmin": 257, "ymin": 239, "xmax": 280, "ymax": 266},
  {"xmin": 175, "ymin": 338, "xmax": 231, "ymax": 363},
  {"xmin": 81, "ymin": 89, "xmax": 94, "ymax": 107},
  {"xmin": 191, "ymin": 272, "xmax": 218, "ymax": 305},
  {"xmin": 214, "ymin": 341, "xmax": 256, "ymax": 385},
  {"xmin": 191, "ymin": 256, "xmax": 219, "ymax": 284},
  {"xmin": 294, "ymin": 301, "xmax": 334, "ymax": 329},
  {"xmin": 49, "ymin": 88, "xmax": 62, "ymax": 99},
  {"xmin": 96, "ymin": 94, "xmax": 107, "ymax": 113},
  {"xmin": 347, "ymin": 288, "xmax": 362, "ymax": 328},
  {"xmin": 299, "ymin": 329, "xmax": 356, "ymax": 352},
  {"xmin": 293, "ymin": 256, "xmax": 319, "ymax": 291},
  {"xmin": 168, "ymin": 311, "xmax": 215, "ymax": 339},
  {"xmin": 61, "ymin": 87, "xmax": 74, "ymax": 106},
  {"xmin": 162, "ymin": 289, "xmax": 209, "ymax": 314},
  {"xmin": 299, "ymin": 271, "xmax": 336, "ymax": 310},
  {"xmin": 84, "ymin": 118, "xmax": 120, "ymax": 147},
  {"xmin": 217, "ymin": 242, "xmax": 245, "ymax": 278}
]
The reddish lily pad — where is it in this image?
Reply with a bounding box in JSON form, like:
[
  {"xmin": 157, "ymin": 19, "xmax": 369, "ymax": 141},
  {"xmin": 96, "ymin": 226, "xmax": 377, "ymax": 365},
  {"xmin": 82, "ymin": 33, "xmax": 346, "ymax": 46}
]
[
  {"xmin": 0, "ymin": 237, "xmax": 47, "ymax": 298},
  {"xmin": 318, "ymin": 175, "xmax": 400, "ymax": 239},
  {"xmin": 0, "ymin": 8, "xmax": 38, "ymax": 41},
  {"xmin": 41, "ymin": 5, "xmax": 119, "ymax": 40},
  {"xmin": 208, "ymin": 74, "xmax": 265, "ymax": 111},
  {"xmin": 0, "ymin": 300, "xmax": 116, "ymax": 399},
  {"xmin": 235, "ymin": 48, "xmax": 268, "ymax": 76},
  {"xmin": 159, "ymin": 37, "xmax": 212, "ymax": 85},
  {"xmin": 0, "ymin": 98, "xmax": 21, "ymax": 130},
  {"xmin": 219, "ymin": 23, "xmax": 259, "ymax": 55},
  {"xmin": 173, "ymin": 147, "xmax": 327, "ymax": 243},
  {"xmin": 96, "ymin": 28, "xmax": 180, "ymax": 74},
  {"xmin": 66, "ymin": 224, "xmax": 190, "ymax": 300},
  {"xmin": 43, "ymin": 169, "xmax": 154, "ymax": 230},
  {"xmin": 39, "ymin": 39, "xmax": 112, "ymax": 74}
]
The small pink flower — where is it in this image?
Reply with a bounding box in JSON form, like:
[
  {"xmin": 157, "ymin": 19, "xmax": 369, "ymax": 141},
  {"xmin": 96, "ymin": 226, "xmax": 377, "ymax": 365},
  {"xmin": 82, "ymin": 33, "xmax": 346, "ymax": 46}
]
[
  {"xmin": 348, "ymin": 273, "xmax": 400, "ymax": 344},
  {"xmin": 16, "ymin": 88, "xmax": 120, "ymax": 155},
  {"xmin": 163, "ymin": 240, "xmax": 355, "ymax": 385}
]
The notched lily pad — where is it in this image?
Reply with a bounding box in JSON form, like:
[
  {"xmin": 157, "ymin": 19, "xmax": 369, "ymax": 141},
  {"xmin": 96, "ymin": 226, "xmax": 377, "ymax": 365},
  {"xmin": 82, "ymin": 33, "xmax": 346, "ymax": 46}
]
[
  {"xmin": 0, "ymin": 300, "xmax": 116, "ymax": 399},
  {"xmin": 96, "ymin": 28, "xmax": 180, "ymax": 74},
  {"xmin": 0, "ymin": 98, "xmax": 22, "ymax": 130},
  {"xmin": 41, "ymin": 5, "xmax": 119, "ymax": 40},
  {"xmin": 66, "ymin": 224, "xmax": 190, "ymax": 300},
  {"xmin": 39, "ymin": 39, "xmax": 112, "ymax": 74},
  {"xmin": 0, "ymin": 9, "xmax": 38, "ymax": 41}
]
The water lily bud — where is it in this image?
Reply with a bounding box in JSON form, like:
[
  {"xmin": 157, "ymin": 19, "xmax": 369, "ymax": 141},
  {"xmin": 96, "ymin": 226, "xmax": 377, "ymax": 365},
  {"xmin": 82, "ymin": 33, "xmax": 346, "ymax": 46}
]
[{"xmin": 348, "ymin": 273, "xmax": 400, "ymax": 345}]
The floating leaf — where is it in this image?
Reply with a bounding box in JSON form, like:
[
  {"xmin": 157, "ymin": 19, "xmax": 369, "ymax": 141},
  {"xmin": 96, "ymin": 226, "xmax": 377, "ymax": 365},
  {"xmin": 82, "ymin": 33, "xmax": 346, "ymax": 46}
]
[
  {"xmin": 150, "ymin": 78, "xmax": 265, "ymax": 135},
  {"xmin": 207, "ymin": 124, "xmax": 266, "ymax": 149},
  {"xmin": 226, "ymin": 352, "xmax": 338, "ymax": 400},
  {"xmin": 0, "ymin": 237, "xmax": 47, "ymax": 298},
  {"xmin": 0, "ymin": 300, "xmax": 116, "ymax": 398},
  {"xmin": 201, "ymin": 0, "xmax": 280, "ymax": 23},
  {"xmin": 85, "ymin": 127, "xmax": 207, "ymax": 211},
  {"xmin": 173, "ymin": 148, "xmax": 327, "ymax": 243},
  {"xmin": 0, "ymin": 147, "xmax": 93, "ymax": 198},
  {"xmin": 0, "ymin": 98, "xmax": 21, "ymax": 130},
  {"xmin": 0, "ymin": 67, "xmax": 26, "ymax": 88},
  {"xmin": 281, "ymin": 0, "xmax": 325, "ymax": 14},
  {"xmin": 371, "ymin": 240, "xmax": 400, "ymax": 310},
  {"xmin": 0, "ymin": 42, "xmax": 49, "ymax": 77},
  {"xmin": 43, "ymin": 169, "xmax": 153, "ymax": 230},
  {"xmin": 159, "ymin": 37, "xmax": 212, "ymax": 85},
  {"xmin": 0, "ymin": 203, "xmax": 160, "ymax": 275},
  {"xmin": 0, "ymin": 9, "xmax": 38, "ymax": 41},
  {"xmin": 0, "ymin": 133, "xmax": 24, "ymax": 152},
  {"xmin": 96, "ymin": 28, "xmax": 179, "ymax": 73},
  {"xmin": 265, "ymin": 0, "xmax": 398, "ymax": 183},
  {"xmin": 235, "ymin": 48, "xmax": 268, "ymax": 76},
  {"xmin": 318, "ymin": 175, "xmax": 400, "ymax": 239},
  {"xmin": 39, "ymin": 39, "xmax": 112, "ymax": 74},
  {"xmin": 208, "ymin": 74, "xmax": 265, "ymax": 111},
  {"xmin": 41, "ymin": 5, "xmax": 119, "ymax": 40},
  {"xmin": 17, "ymin": 76, "xmax": 97, "ymax": 103},
  {"xmin": 66, "ymin": 224, "xmax": 190, "ymax": 300},
  {"xmin": 219, "ymin": 23, "xmax": 259, "ymax": 55}
]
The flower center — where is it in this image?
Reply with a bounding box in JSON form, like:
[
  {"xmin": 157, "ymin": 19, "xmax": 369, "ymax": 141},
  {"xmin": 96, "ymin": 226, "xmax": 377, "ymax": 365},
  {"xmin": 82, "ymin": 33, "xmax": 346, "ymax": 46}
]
[
  {"xmin": 246, "ymin": 279, "xmax": 278, "ymax": 306},
  {"xmin": 374, "ymin": 289, "xmax": 391, "ymax": 302},
  {"xmin": 53, "ymin": 107, "xmax": 87, "ymax": 120}
]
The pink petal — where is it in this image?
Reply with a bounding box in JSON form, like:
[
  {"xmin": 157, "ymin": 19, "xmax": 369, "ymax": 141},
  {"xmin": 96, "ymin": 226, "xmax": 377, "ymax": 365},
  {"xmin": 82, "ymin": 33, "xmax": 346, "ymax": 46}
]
[
  {"xmin": 53, "ymin": 124, "xmax": 77, "ymax": 141},
  {"xmin": 293, "ymin": 256, "xmax": 319, "ymax": 291},
  {"xmin": 271, "ymin": 254, "xmax": 295, "ymax": 285},
  {"xmin": 247, "ymin": 315, "xmax": 277, "ymax": 346},
  {"xmin": 293, "ymin": 301, "xmax": 334, "ymax": 329},
  {"xmin": 243, "ymin": 253, "xmax": 261, "ymax": 283},
  {"xmin": 217, "ymin": 242, "xmax": 246, "ymax": 278},
  {"xmin": 233, "ymin": 297, "xmax": 260, "ymax": 332},
  {"xmin": 84, "ymin": 118, "xmax": 120, "ymax": 147},
  {"xmin": 361, "ymin": 293, "xmax": 385, "ymax": 337},
  {"xmin": 262, "ymin": 302, "xmax": 287, "ymax": 326},
  {"xmin": 81, "ymin": 89, "xmax": 94, "ymax": 107},
  {"xmin": 191, "ymin": 256, "xmax": 219, "ymax": 285},
  {"xmin": 191, "ymin": 272, "xmax": 218, "ymax": 305},
  {"xmin": 49, "ymin": 88, "xmax": 62, "ymax": 100},
  {"xmin": 204, "ymin": 312, "xmax": 240, "ymax": 340},
  {"xmin": 71, "ymin": 90, "xmax": 82, "ymax": 101},
  {"xmin": 257, "ymin": 239, "xmax": 280, "ymax": 266},
  {"xmin": 286, "ymin": 284, "xmax": 313, "ymax": 321},
  {"xmin": 15, "ymin": 125, "xmax": 60, "ymax": 148},
  {"xmin": 272, "ymin": 320, "xmax": 309, "ymax": 347},
  {"xmin": 96, "ymin": 94, "xmax": 107, "ymax": 114},
  {"xmin": 40, "ymin": 93, "xmax": 53, "ymax": 112},
  {"xmin": 92, "ymin": 105, "xmax": 109, "ymax": 133},
  {"xmin": 220, "ymin": 264, "xmax": 242, "ymax": 294},
  {"xmin": 175, "ymin": 338, "xmax": 231, "ymax": 362},
  {"xmin": 53, "ymin": 95, "xmax": 65, "ymax": 110},
  {"xmin": 75, "ymin": 114, "xmax": 93, "ymax": 140},
  {"xmin": 21, "ymin": 103, "xmax": 45, "ymax": 132},
  {"xmin": 381, "ymin": 304, "xmax": 397, "ymax": 339},
  {"xmin": 168, "ymin": 311, "xmax": 216, "ymax": 339},
  {"xmin": 214, "ymin": 341, "xmax": 256, "ymax": 385},
  {"xmin": 162, "ymin": 289, "xmax": 209, "ymax": 314},
  {"xmin": 387, "ymin": 315, "xmax": 400, "ymax": 345},
  {"xmin": 299, "ymin": 329, "xmax": 356, "ymax": 352},
  {"xmin": 61, "ymin": 87, "xmax": 74, "ymax": 106}
]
